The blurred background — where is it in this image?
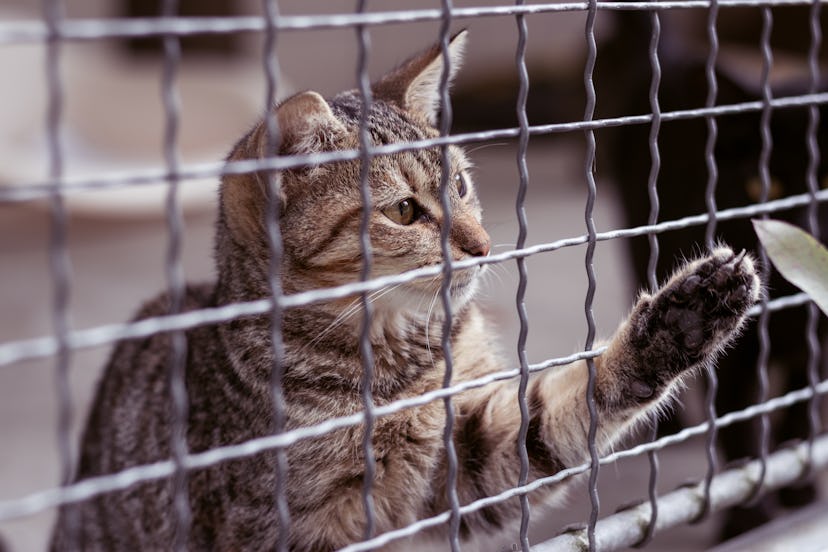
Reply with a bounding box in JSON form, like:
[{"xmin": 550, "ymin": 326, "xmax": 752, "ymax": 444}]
[{"xmin": 1, "ymin": 1, "xmax": 827, "ymax": 550}]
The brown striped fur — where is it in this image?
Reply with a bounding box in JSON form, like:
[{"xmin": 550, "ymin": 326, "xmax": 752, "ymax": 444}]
[{"xmin": 51, "ymin": 31, "xmax": 760, "ymax": 551}]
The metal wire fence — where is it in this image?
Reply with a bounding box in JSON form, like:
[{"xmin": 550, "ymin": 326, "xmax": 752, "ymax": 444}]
[{"xmin": 0, "ymin": 1, "xmax": 826, "ymax": 551}]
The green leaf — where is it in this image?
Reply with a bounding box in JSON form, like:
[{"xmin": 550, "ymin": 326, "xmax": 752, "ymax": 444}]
[{"xmin": 753, "ymin": 219, "xmax": 828, "ymax": 317}]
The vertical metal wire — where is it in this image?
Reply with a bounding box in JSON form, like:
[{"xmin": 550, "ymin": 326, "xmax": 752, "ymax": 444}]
[
  {"xmin": 745, "ymin": 6, "xmax": 774, "ymax": 505},
  {"xmin": 261, "ymin": 2, "xmax": 291, "ymax": 549},
  {"xmin": 703, "ymin": 0, "xmax": 721, "ymax": 255},
  {"xmin": 354, "ymin": 0, "xmax": 378, "ymax": 542},
  {"xmin": 513, "ymin": 2, "xmax": 532, "ymax": 550},
  {"xmin": 802, "ymin": 0, "xmax": 823, "ymax": 477},
  {"xmin": 43, "ymin": 0, "xmax": 76, "ymax": 545},
  {"xmin": 17, "ymin": 3, "xmax": 828, "ymax": 550},
  {"xmin": 697, "ymin": 0, "xmax": 721, "ymax": 522},
  {"xmin": 636, "ymin": 9, "xmax": 662, "ymax": 548},
  {"xmin": 436, "ymin": 3, "xmax": 461, "ymax": 549},
  {"xmin": 582, "ymin": 0, "xmax": 600, "ymax": 548},
  {"xmin": 159, "ymin": 0, "xmax": 190, "ymax": 548}
]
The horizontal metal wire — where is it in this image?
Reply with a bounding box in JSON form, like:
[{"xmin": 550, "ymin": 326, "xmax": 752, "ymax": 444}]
[
  {"xmin": 342, "ymin": 377, "xmax": 828, "ymax": 552},
  {"xmin": 3, "ymin": 2, "xmax": 825, "ymax": 551},
  {"xmin": 0, "ymin": 346, "xmax": 605, "ymax": 522},
  {"xmin": 1, "ymin": 0, "xmax": 826, "ymax": 44},
  {"xmin": 2, "ymin": 186, "xmax": 824, "ymax": 369},
  {"xmin": 2, "ymin": 92, "xmax": 828, "ymax": 203},
  {"xmin": 533, "ymin": 432, "xmax": 828, "ymax": 551},
  {"xmin": 4, "ymin": 5, "xmax": 828, "ymax": 548},
  {"xmin": 2, "ymin": 357, "xmax": 826, "ymax": 531}
]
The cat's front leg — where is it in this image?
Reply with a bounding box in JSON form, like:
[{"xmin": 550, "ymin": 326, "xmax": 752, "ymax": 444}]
[
  {"xmin": 597, "ymin": 246, "xmax": 761, "ymax": 415},
  {"xmin": 516, "ymin": 247, "xmax": 761, "ymax": 487},
  {"xmin": 435, "ymin": 248, "xmax": 760, "ymax": 537}
]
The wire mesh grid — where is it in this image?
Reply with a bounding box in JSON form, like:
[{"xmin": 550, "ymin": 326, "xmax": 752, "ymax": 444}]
[{"xmin": 1, "ymin": 1, "xmax": 827, "ymax": 551}]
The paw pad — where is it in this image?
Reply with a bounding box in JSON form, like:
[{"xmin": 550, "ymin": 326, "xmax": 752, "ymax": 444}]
[{"xmin": 635, "ymin": 247, "xmax": 760, "ymax": 376}]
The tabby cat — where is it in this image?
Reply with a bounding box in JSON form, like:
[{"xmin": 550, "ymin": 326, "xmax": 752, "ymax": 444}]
[{"xmin": 51, "ymin": 31, "xmax": 760, "ymax": 551}]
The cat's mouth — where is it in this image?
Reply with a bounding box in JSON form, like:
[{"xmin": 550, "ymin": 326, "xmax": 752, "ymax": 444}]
[
  {"xmin": 450, "ymin": 277, "xmax": 471, "ymax": 293},
  {"xmin": 403, "ymin": 265, "xmax": 483, "ymax": 307},
  {"xmin": 447, "ymin": 265, "xmax": 483, "ymax": 297}
]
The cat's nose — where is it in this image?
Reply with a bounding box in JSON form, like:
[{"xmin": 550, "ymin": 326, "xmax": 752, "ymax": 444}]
[
  {"xmin": 452, "ymin": 215, "xmax": 491, "ymax": 258},
  {"xmin": 462, "ymin": 234, "xmax": 491, "ymax": 257}
]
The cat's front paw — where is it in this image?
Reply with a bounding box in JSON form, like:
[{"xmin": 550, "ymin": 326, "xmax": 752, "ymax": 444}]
[{"xmin": 623, "ymin": 247, "xmax": 761, "ymax": 397}]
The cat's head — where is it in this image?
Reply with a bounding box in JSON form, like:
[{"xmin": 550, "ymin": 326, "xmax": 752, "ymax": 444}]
[{"xmin": 220, "ymin": 31, "xmax": 489, "ymax": 316}]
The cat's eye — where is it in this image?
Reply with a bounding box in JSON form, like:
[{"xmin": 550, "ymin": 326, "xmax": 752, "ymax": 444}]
[
  {"xmin": 383, "ymin": 199, "xmax": 417, "ymax": 225},
  {"xmin": 455, "ymin": 172, "xmax": 468, "ymax": 198}
]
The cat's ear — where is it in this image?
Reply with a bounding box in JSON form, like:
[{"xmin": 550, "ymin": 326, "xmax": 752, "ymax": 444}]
[
  {"xmin": 268, "ymin": 91, "xmax": 347, "ymax": 156},
  {"xmin": 221, "ymin": 91, "xmax": 344, "ymax": 245},
  {"xmin": 372, "ymin": 30, "xmax": 468, "ymax": 126}
]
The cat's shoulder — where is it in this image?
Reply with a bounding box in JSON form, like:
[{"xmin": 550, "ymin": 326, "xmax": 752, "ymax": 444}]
[
  {"xmin": 98, "ymin": 282, "xmax": 216, "ymax": 381},
  {"xmin": 130, "ymin": 283, "xmax": 215, "ymax": 321}
]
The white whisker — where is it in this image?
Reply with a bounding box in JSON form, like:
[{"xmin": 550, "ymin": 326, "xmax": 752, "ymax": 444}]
[
  {"xmin": 424, "ymin": 287, "xmax": 441, "ymax": 370},
  {"xmin": 489, "ymin": 263, "xmax": 510, "ymax": 288},
  {"xmin": 301, "ymin": 284, "xmax": 403, "ymax": 353},
  {"xmin": 301, "ymin": 299, "xmax": 362, "ymax": 353},
  {"xmin": 466, "ymin": 142, "xmax": 509, "ymax": 155}
]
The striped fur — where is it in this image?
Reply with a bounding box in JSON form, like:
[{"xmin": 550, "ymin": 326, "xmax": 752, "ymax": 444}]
[{"xmin": 51, "ymin": 32, "xmax": 760, "ymax": 551}]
